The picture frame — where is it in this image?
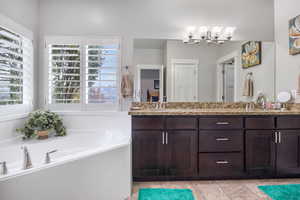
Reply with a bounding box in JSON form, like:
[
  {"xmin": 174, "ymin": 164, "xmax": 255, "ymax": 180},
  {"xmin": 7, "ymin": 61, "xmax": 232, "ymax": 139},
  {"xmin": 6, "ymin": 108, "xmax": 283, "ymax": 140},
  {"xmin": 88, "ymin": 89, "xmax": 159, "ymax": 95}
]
[
  {"xmin": 289, "ymin": 15, "xmax": 300, "ymax": 55},
  {"xmin": 241, "ymin": 41, "xmax": 262, "ymax": 68}
]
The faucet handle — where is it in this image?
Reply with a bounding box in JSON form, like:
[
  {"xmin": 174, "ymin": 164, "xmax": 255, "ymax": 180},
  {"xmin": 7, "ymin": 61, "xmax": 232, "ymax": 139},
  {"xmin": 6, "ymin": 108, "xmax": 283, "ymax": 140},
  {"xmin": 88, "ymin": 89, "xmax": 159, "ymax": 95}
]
[
  {"xmin": 45, "ymin": 150, "xmax": 58, "ymax": 164},
  {"xmin": 0, "ymin": 161, "xmax": 8, "ymax": 175}
]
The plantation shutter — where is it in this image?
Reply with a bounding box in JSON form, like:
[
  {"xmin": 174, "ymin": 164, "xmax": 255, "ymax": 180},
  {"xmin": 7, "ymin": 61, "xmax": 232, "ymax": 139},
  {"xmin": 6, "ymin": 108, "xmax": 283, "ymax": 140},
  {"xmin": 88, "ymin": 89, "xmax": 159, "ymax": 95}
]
[
  {"xmin": 85, "ymin": 40, "xmax": 119, "ymax": 105},
  {"xmin": 48, "ymin": 44, "xmax": 81, "ymax": 104},
  {"xmin": 0, "ymin": 26, "xmax": 33, "ymax": 106}
]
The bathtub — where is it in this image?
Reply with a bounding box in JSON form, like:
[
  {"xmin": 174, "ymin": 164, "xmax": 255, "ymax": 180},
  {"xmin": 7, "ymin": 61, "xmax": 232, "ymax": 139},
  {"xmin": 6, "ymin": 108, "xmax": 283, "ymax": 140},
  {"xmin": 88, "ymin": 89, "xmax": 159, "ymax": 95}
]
[{"xmin": 0, "ymin": 129, "xmax": 131, "ymax": 200}]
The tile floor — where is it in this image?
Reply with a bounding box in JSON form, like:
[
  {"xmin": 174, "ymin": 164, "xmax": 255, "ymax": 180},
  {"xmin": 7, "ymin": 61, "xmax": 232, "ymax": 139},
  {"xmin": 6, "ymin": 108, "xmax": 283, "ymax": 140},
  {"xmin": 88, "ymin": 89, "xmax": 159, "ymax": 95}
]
[{"xmin": 132, "ymin": 178, "xmax": 300, "ymax": 200}]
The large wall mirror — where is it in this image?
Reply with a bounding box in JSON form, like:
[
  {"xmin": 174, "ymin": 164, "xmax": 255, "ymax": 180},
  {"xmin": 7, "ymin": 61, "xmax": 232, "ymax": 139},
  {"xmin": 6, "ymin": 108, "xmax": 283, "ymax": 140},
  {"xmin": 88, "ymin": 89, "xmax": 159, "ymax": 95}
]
[{"xmin": 133, "ymin": 39, "xmax": 275, "ymax": 103}]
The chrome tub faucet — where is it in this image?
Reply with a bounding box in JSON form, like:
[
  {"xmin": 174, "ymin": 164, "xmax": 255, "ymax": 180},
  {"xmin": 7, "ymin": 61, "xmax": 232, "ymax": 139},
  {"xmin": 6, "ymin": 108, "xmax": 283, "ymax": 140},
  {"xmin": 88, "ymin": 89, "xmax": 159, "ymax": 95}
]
[
  {"xmin": 45, "ymin": 150, "xmax": 58, "ymax": 164},
  {"xmin": 21, "ymin": 146, "xmax": 33, "ymax": 170}
]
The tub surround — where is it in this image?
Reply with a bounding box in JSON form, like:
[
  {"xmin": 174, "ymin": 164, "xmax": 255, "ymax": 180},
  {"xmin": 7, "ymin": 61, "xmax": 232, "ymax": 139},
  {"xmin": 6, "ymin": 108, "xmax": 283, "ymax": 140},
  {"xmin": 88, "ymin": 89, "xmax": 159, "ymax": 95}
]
[{"xmin": 130, "ymin": 102, "xmax": 300, "ymax": 181}]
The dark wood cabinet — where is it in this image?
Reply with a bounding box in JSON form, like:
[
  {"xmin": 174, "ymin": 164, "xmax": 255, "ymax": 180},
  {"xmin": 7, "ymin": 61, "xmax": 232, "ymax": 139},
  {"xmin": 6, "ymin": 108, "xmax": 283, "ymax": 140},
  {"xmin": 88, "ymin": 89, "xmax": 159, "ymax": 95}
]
[
  {"xmin": 132, "ymin": 117, "xmax": 198, "ymax": 180},
  {"xmin": 245, "ymin": 117, "xmax": 275, "ymax": 129},
  {"xmin": 198, "ymin": 153, "xmax": 244, "ymax": 177},
  {"xmin": 245, "ymin": 130, "xmax": 276, "ymax": 176},
  {"xmin": 199, "ymin": 130, "xmax": 243, "ymax": 152},
  {"xmin": 277, "ymin": 130, "xmax": 300, "ymax": 176},
  {"xmin": 132, "ymin": 130, "xmax": 165, "ymax": 178},
  {"xmin": 132, "ymin": 115, "xmax": 300, "ymax": 181},
  {"xmin": 166, "ymin": 130, "xmax": 197, "ymax": 177},
  {"xmin": 199, "ymin": 117, "xmax": 243, "ymax": 130}
]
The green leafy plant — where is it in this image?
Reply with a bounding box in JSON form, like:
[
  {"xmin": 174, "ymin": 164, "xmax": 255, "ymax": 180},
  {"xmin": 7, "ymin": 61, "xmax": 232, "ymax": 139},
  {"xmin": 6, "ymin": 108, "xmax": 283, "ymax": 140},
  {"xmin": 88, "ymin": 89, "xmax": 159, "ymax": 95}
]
[{"xmin": 17, "ymin": 110, "xmax": 67, "ymax": 139}]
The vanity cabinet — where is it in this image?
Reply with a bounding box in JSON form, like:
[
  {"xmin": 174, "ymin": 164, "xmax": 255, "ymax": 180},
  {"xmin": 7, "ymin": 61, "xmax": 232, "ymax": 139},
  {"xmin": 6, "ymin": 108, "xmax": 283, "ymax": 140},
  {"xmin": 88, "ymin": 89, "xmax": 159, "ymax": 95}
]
[
  {"xmin": 132, "ymin": 116, "xmax": 198, "ymax": 180},
  {"xmin": 245, "ymin": 130, "xmax": 276, "ymax": 176},
  {"xmin": 245, "ymin": 116, "xmax": 300, "ymax": 177},
  {"xmin": 132, "ymin": 130, "xmax": 165, "ymax": 178},
  {"xmin": 276, "ymin": 130, "xmax": 300, "ymax": 175},
  {"xmin": 132, "ymin": 115, "xmax": 300, "ymax": 181}
]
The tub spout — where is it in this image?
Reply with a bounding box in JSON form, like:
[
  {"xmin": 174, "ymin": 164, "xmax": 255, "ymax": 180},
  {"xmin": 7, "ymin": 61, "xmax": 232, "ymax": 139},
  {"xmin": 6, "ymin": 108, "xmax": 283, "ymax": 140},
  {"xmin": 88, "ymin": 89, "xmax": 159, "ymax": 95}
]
[
  {"xmin": 0, "ymin": 161, "xmax": 7, "ymax": 175},
  {"xmin": 21, "ymin": 146, "xmax": 33, "ymax": 170}
]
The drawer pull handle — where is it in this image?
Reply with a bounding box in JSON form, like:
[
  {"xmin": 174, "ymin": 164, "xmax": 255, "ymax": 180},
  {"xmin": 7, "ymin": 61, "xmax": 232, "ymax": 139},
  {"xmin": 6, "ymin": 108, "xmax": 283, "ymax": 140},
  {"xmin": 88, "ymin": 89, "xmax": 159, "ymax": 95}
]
[
  {"xmin": 216, "ymin": 138, "xmax": 230, "ymax": 141},
  {"xmin": 216, "ymin": 122, "xmax": 230, "ymax": 125},
  {"xmin": 216, "ymin": 161, "xmax": 229, "ymax": 164}
]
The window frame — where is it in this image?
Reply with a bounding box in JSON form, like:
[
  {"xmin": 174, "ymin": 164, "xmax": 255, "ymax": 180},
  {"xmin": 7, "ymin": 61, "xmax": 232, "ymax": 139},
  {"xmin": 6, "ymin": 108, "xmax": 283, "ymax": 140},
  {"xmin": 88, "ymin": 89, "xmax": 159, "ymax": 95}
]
[
  {"xmin": 0, "ymin": 14, "xmax": 34, "ymax": 120},
  {"xmin": 44, "ymin": 36, "xmax": 121, "ymax": 112}
]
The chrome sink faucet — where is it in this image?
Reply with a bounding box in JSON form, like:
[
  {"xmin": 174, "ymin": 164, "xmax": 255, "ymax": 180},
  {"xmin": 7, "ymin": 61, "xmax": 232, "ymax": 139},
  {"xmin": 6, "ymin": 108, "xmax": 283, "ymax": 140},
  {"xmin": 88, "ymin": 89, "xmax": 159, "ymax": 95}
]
[
  {"xmin": 0, "ymin": 161, "xmax": 8, "ymax": 175},
  {"xmin": 21, "ymin": 146, "xmax": 33, "ymax": 170},
  {"xmin": 245, "ymin": 102, "xmax": 255, "ymax": 112}
]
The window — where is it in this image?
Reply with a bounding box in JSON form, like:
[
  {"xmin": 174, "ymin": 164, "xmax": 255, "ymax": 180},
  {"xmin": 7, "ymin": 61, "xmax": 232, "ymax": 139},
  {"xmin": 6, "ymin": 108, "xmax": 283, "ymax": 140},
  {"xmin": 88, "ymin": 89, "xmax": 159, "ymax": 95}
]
[
  {"xmin": 46, "ymin": 37, "xmax": 120, "ymax": 111},
  {"xmin": 0, "ymin": 24, "xmax": 33, "ymax": 115}
]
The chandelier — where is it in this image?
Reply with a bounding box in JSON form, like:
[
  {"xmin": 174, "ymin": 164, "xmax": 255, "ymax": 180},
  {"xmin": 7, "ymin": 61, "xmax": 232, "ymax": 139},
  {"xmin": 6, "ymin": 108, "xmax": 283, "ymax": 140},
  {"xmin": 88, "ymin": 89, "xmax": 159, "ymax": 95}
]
[{"xmin": 183, "ymin": 26, "xmax": 236, "ymax": 45}]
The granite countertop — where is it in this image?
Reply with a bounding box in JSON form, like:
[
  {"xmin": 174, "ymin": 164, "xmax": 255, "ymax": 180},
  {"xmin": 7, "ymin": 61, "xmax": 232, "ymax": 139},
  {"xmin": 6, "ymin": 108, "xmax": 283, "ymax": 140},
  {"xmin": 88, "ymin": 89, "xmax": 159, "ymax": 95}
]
[{"xmin": 128, "ymin": 108, "xmax": 300, "ymax": 116}]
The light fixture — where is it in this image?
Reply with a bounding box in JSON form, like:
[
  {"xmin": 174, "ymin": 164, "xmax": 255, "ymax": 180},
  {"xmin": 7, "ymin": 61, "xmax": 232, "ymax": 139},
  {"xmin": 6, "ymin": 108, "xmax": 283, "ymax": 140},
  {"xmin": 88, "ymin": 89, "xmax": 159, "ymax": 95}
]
[{"xmin": 183, "ymin": 26, "xmax": 236, "ymax": 45}]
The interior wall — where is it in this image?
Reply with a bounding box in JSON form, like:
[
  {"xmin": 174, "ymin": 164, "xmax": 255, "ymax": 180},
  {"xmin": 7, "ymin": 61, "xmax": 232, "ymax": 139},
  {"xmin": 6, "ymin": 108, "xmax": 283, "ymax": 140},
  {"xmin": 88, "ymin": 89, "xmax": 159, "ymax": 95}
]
[
  {"xmin": 274, "ymin": 0, "xmax": 300, "ymax": 95},
  {"xmin": 133, "ymin": 49, "xmax": 163, "ymax": 66},
  {"xmin": 166, "ymin": 40, "xmax": 219, "ymax": 102},
  {"xmin": 0, "ymin": 0, "xmax": 40, "ymax": 139}
]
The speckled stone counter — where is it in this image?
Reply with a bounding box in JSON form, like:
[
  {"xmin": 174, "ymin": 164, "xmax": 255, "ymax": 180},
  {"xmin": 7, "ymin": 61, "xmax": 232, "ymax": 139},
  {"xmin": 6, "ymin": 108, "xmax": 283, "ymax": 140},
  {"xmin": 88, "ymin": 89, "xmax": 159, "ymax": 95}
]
[{"xmin": 129, "ymin": 102, "xmax": 300, "ymax": 116}]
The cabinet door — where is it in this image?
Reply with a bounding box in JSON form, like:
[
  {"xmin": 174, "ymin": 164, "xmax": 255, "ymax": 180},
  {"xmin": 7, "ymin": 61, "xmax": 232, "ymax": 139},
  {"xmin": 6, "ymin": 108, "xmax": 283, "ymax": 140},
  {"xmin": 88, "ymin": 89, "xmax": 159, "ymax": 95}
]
[
  {"xmin": 132, "ymin": 131, "xmax": 165, "ymax": 178},
  {"xmin": 277, "ymin": 130, "xmax": 300, "ymax": 175},
  {"xmin": 246, "ymin": 130, "xmax": 276, "ymax": 176},
  {"xmin": 165, "ymin": 130, "xmax": 198, "ymax": 177}
]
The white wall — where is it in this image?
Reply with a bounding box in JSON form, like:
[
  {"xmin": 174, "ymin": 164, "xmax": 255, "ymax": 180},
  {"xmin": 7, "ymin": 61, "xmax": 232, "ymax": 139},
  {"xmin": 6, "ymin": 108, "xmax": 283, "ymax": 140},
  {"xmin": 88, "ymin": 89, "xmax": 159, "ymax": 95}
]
[
  {"xmin": 217, "ymin": 42, "xmax": 276, "ymax": 102},
  {"xmin": 166, "ymin": 40, "xmax": 219, "ymax": 101},
  {"xmin": 274, "ymin": 0, "xmax": 300, "ymax": 95},
  {"xmin": 0, "ymin": 0, "xmax": 39, "ymax": 139},
  {"xmin": 133, "ymin": 49, "xmax": 163, "ymax": 66}
]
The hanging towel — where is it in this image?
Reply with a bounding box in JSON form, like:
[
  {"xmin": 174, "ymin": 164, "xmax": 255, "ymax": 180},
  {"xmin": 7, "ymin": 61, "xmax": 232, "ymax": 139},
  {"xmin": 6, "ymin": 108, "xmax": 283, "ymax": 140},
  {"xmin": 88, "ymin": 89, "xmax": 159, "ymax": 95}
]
[
  {"xmin": 121, "ymin": 74, "xmax": 133, "ymax": 98},
  {"xmin": 243, "ymin": 74, "xmax": 254, "ymax": 97}
]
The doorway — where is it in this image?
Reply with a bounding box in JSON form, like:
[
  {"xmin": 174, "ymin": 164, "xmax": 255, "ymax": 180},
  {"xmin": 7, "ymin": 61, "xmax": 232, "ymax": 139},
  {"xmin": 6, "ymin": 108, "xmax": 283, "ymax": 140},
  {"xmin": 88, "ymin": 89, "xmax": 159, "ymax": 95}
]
[
  {"xmin": 135, "ymin": 65, "xmax": 164, "ymax": 102},
  {"xmin": 170, "ymin": 59, "xmax": 198, "ymax": 102},
  {"xmin": 221, "ymin": 59, "xmax": 235, "ymax": 102}
]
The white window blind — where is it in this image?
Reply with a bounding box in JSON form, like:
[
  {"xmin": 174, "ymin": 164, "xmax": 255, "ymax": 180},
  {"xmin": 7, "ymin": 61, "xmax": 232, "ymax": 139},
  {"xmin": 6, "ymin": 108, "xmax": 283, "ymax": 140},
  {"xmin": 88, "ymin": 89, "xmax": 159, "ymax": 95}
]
[
  {"xmin": 86, "ymin": 44, "xmax": 119, "ymax": 104},
  {"xmin": 47, "ymin": 37, "xmax": 120, "ymax": 111},
  {"xmin": 48, "ymin": 45, "xmax": 81, "ymax": 104},
  {"xmin": 0, "ymin": 26, "xmax": 33, "ymax": 106}
]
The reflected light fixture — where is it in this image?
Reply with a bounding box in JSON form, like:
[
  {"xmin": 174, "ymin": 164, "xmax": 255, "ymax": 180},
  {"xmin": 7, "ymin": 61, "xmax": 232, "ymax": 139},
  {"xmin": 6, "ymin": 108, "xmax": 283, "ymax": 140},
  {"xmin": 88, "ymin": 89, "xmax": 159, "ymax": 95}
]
[{"xmin": 183, "ymin": 26, "xmax": 236, "ymax": 45}]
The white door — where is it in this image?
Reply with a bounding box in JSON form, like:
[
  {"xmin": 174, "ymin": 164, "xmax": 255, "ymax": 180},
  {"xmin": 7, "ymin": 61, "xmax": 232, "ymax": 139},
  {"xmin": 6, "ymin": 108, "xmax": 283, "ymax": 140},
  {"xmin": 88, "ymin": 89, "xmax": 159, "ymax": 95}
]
[
  {"xmin": 171, "ymin": 60, "xmax": 198, "ymax": 102},
  {"xmin": 224, "ymin": 64, "xmax": 235, "ymax": 102}
]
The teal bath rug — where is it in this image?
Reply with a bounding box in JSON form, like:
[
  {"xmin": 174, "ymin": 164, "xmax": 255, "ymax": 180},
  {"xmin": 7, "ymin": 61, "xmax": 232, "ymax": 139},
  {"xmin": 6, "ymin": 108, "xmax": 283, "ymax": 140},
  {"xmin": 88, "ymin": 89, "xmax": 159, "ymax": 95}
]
[
  {"xmin": 138, "ymin": 188, "xmax": 195, "ymax": 200},
  {"xmin": 258, "ymin": 184, "xmax": 300, "ymax": 200}
]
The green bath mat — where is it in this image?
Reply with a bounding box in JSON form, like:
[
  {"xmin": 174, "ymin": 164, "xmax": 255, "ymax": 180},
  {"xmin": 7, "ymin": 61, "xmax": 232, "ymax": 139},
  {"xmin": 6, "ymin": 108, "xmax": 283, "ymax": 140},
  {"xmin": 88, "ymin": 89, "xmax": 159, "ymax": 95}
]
[
  {"xmin": 258, "ymin": 184, "xmax": 300, "ymax": 200},
  {"xmin": 138, "ymin": 188, "xmax": 195, "ymax": 200}
]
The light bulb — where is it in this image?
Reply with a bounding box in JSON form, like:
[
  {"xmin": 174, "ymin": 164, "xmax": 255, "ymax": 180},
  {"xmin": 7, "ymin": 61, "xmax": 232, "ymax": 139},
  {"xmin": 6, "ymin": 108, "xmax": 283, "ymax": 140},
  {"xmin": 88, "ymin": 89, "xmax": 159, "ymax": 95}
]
[
  {"xmin": 224, "ymin": 27, "xmax": 236, "ymax": 39},
  {"xmin": 186, "ymin": 26, "xmax": 196, "ymax": 34},
  {"xmin": 211, "ymin": 26, "xmax": 223, "ymax": 39},
  {"xmin": 198, "ymin": 26, "xmax": 208, "ymax": 39}
]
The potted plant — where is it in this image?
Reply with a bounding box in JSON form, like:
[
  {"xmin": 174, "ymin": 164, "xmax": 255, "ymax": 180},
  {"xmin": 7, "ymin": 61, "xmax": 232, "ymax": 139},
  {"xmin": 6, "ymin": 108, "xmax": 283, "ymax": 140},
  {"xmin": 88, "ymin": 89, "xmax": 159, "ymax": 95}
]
[{"xmin": 17, "ymin": 110, "xmax": 67, "ymax": 139}]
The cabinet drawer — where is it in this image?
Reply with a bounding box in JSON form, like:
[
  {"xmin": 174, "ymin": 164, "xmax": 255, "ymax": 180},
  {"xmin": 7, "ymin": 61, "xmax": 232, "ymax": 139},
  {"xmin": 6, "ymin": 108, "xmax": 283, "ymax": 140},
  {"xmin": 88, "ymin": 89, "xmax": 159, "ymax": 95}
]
[
  {"xmin": 198, "ymin": 153, "xmax": 244, "ymax": 177},
  {"xmin": 166, "ymin": 117, "xmax": 197, "ymax": 130},
  {"xmin": 277, "ymin": 116, "xmax": 300, "ymax": 129},
  {"xmin": 199, "ymin": 131, "xmax": 243, "ymax": 152},
  {"xmin": 245, "ymin": 117, "xmax": 275, "ymax": 129},
  {"xmin": 132, "ymin": 117, "xmax": 164, "ymax": 130},
  {"xmin": 199, "ymin": 117, "xmax": 243, "ymax": 129}
]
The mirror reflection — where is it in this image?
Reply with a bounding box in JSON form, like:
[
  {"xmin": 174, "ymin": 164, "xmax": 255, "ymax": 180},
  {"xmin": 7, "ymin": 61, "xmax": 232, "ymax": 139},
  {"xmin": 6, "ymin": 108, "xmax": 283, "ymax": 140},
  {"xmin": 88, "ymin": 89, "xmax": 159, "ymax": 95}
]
[{"xmin": 133, "ymin": 39, "xmax": 275, "ymax": 103}]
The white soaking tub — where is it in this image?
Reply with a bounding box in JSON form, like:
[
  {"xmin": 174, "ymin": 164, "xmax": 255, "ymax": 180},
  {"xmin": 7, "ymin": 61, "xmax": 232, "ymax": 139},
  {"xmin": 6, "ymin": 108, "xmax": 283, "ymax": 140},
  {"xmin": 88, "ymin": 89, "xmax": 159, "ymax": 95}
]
[{"xmin": 0, "ymin": 129, "xmax": 131, "ymax": 200}]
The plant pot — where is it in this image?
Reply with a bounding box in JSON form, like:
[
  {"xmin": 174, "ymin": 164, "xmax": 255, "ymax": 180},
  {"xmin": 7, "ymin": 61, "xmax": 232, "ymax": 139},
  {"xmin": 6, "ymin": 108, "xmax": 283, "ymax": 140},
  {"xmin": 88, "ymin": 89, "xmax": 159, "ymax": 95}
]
[{"xmin": 36, "ymin": 130, "xmax": 49, "ymax": 140}]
